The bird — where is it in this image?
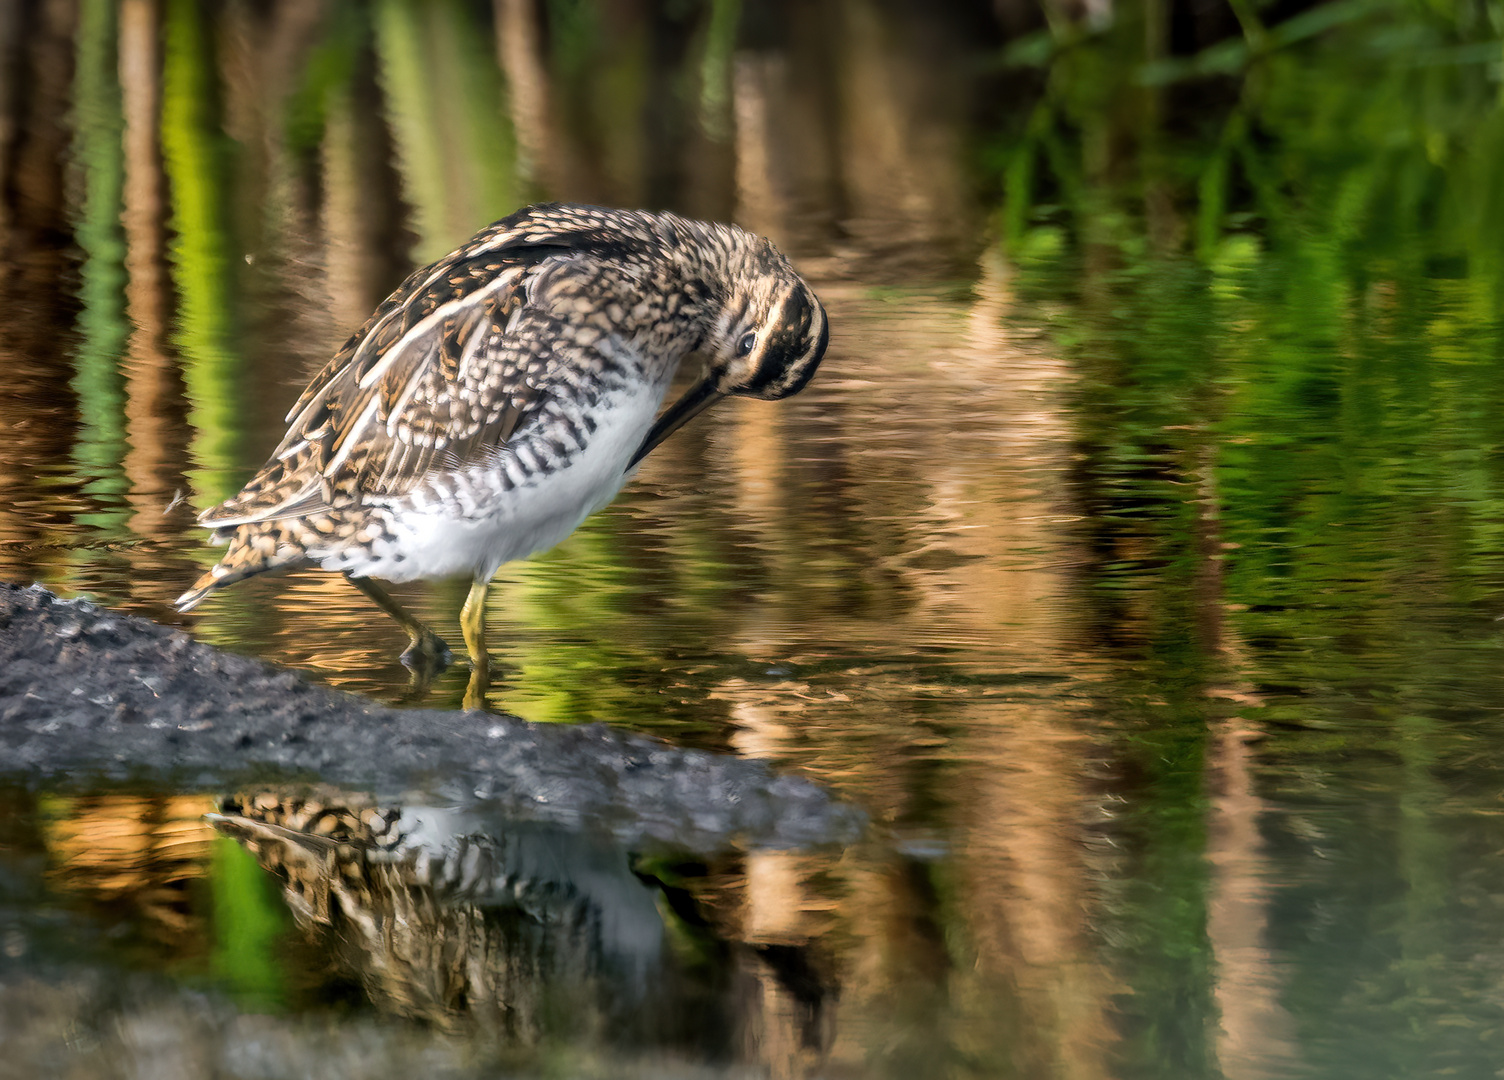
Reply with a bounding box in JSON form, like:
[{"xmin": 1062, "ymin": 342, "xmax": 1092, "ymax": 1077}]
[{"xmin": 175, "ymin": 203, "xmax": 829, "ymax": 709}]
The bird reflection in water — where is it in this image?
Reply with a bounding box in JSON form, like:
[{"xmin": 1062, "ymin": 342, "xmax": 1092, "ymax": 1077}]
[{"xmin": 209, "ymin": 787, "xmax": 837, "ymax": 1065}]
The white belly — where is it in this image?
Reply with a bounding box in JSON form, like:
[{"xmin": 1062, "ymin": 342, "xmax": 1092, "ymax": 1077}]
[{"xmin": 337, "ymin": 376, "xmax": 670, "ymax": 583}]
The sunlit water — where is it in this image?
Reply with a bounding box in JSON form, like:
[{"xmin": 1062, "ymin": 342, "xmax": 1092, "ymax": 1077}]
[{"xmin": 5, "ymin": 1, "xmax": 1504, "ymax": 1077}]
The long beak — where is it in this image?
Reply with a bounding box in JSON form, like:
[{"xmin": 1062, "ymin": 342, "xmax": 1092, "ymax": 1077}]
[{"xmin": 629, "ymin": 375, "xmax": 726, "ymax": 469}]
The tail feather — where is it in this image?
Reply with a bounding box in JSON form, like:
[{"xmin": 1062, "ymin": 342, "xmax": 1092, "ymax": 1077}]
[
  {"xmin": 176, "ymin": 524, "xmax": 312, "ymax": 611},
  {"xmin": 175, "ymin": 571, "xmax": 223, "ymax": 612}
]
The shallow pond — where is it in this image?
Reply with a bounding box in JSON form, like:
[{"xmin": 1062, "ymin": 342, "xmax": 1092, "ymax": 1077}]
[{"xmin": 3, "ymin": 1, "xmax": 1504, "ymax": 1077}]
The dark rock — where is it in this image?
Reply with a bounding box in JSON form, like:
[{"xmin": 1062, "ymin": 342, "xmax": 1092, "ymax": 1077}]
[{"xmin": 0, "ymin": 582, "xmax": 862, "ymax": 853}]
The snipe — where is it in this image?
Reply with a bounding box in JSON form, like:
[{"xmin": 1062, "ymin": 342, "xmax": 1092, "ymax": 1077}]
[{"xmin": 176, "ymin": 203, "xmax": 829, "ymax": 709}]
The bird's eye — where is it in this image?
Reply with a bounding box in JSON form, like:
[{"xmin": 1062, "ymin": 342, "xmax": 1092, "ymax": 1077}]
[{"xmin": 737, "ymin": 332, "xmax": 757, "ymax": 357}]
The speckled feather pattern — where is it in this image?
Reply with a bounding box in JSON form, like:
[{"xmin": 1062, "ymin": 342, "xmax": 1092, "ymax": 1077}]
[{"xmin": 177, "ymin": 204, "xmax": 823, "ymax": 607}]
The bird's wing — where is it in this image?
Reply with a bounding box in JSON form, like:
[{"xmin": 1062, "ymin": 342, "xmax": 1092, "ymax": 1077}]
[{"xmin": 198, "ymin": 221, "xmax": 596, "ymax": 528}]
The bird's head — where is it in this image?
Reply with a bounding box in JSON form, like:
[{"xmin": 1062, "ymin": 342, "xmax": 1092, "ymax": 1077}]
[{"xmin": 632, "ymin": 233, "xmax": 828, "ymax": 466}]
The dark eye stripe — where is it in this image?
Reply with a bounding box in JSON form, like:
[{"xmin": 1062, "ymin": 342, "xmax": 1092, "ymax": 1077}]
[
  {"xmin": 773, "ymin": 289, "xmax": 812, "ymax": 350},
  {"xmin": 743, "ymin": 289, "xmax": 801, "ymax": 393},
  {"xmin": 779, "ymin": 299, "xmax": 827, "ymax": 398},
  {"xmin": 742, "ymin": 287, "xmax": 823, "ymax": 396}
]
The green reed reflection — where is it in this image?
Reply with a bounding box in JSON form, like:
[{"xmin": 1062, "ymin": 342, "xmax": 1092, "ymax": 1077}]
[
  {"xmin": 698, "ymin": 0, "xmax": 741, "ymax": 141},
  {"xmin": 210, "ymin": 835, "xmax": 288, "ymax": 1011},
  {"xmin": 494, "ymin": 515, "xmax": 730, "ymax": 734},
  {"xmin": 375, "ymin": 0, "xmax": 522, "ymax": 261},
  {"xmin": 284, "ymin": 0, "xmax": 365, "ymax": 161},
  {"xmin": 161, "ymin": 0, "xmax": 245, "ymax": 506},
  {"xmin": 69, "ymin": 0, "xmax": 129, "ymax": 531}
]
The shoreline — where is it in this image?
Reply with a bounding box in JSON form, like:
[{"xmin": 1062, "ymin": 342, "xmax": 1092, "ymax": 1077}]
[{"xmin": 0, "ymin": 581, "xmax": 859, "ymax": 852}]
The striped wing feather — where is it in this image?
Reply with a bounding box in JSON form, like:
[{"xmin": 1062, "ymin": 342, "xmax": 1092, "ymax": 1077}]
[{"xmin": 198, "ymin": 233, "xmax": 566, "ymax": 528}]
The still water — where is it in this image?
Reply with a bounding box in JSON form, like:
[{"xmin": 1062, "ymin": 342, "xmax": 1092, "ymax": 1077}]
[{"xmin": 3, "ymin": 0, "xmax": 1504, "ymax": 1077}]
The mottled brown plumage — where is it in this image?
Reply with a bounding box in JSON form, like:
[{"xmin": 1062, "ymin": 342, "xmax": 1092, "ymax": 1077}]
[{"xmin": 177, "ymin": 203, "xmax": 828, "ymax": 707}]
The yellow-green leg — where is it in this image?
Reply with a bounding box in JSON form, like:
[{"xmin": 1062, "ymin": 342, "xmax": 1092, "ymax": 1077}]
[
  {"xmin": 345, "ymin": 573, "xmax": 452, "ymax": 674},
  {"xmin": 460, "ymin": 576, "xmax": 491, "ymax": 711}
]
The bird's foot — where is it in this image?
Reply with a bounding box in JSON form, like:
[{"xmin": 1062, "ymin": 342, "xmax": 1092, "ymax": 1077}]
[
  {"xmin": 399, "ymin": 630, "xmax": 453, "ymax": 676},
  {"xmin": 462, "ymin": 654, "xmax": 491, "ymax": 712}
]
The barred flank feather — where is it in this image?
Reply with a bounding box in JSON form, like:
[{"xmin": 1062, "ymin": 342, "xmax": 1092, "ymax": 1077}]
[{"xmin": 177, "ymin": 202, "xmax": 828, "ymax": 609}]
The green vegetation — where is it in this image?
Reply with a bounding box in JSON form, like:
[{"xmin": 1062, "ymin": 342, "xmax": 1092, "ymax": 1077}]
[{"xmin": 995, "ymin": 1, "xmax": 1504, "ymax": 1073}]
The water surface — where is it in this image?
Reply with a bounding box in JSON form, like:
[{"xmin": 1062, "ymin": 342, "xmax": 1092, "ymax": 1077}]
[{"xmin": 3, "ymin": 1, "xmax": 1504, "ymax": 1077}]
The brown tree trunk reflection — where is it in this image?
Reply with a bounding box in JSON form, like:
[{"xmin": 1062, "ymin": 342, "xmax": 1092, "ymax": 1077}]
[
  {"xmin": 0, "ymin": 0, "xmax": 81, "ymax": 584},
  {"xmin": 494, "ymin": 0, "xmax": 565, "ymax": 197},
  {"xmin": 120, "ymin": 0, "xmax": 190, "ymax": 544},
  {"xmin": 833, "ymin": 0, "xmax": 973, "ymax": 271},
  {"xmin": 321, "ymin": 54, "xmax": 412, "ymax": 330},
  {"xmin": 1207, "ymin": 712, "xmax": 1300, "ymax": 1078}
]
